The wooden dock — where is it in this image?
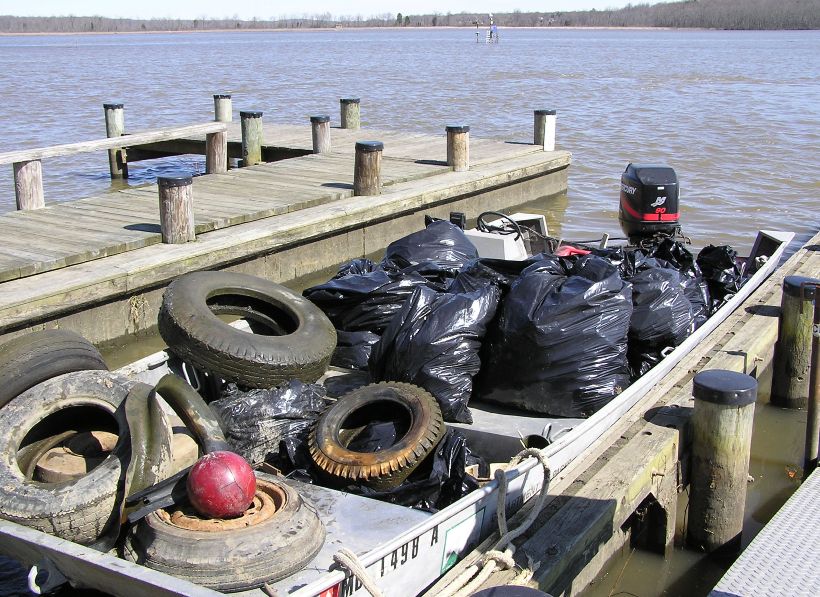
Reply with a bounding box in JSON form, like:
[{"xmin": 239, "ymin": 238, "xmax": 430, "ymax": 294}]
[
  {"xmin": 429, "ymin": 229, "xmax": 820, "ymax": 596},
  {"xmin": 0, "ymin": 120, "xmax": 570, "ymax": 345}
]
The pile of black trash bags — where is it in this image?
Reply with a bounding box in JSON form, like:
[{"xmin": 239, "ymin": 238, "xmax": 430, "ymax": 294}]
[
  {"xmin": 203, "ymin": 218, "xmax": 744, "ymax": 511},
  {"xmin": 304, "ymin": 218, "xmax": 746, "ymax": 421}
]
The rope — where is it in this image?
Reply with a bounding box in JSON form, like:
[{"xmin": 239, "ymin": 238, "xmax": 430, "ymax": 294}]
[
  {"xmin": 436, "ymin": 448, "xmax": 551, "ymax": 597},
  {"xmin": 333, "ymin": 547, "xmax": 385, "ymax": 597}
]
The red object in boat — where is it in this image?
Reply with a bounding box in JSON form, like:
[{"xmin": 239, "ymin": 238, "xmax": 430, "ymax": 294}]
[
  {"xmin": 554, "ymin": 245, "xmax": 591, "ymax": 257},
  {"xmin": 186, "ymin": 451, "xmax": 257, "ymax": 518}
]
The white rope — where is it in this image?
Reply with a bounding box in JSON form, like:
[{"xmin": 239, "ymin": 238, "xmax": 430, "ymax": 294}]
[
  {"xmin": 332, "ymin": 547, "xmax": 385, "ymax": 597},
  {"xmin": 436, "ymin": 448, "xmax": 551, "ymax": 597}
]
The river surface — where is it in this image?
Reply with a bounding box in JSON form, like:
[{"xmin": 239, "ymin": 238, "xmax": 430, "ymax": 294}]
[{"xmin": 0, "ymin": 27, "xmax": 818, "ymax": 597}]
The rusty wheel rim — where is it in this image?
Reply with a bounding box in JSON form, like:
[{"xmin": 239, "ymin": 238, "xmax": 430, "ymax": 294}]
[{"xmin": 158, "ymin": 479, "xmax": 287, "ymax": 532}]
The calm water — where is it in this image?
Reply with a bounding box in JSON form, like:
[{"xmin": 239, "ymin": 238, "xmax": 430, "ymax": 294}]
[
  {"xmin": 0, "ymin": 28, "xmax": 818, "ymax": 596},
  {"xmin": 0, "ymin": 29, "xmax": 818, "ymax": 254}
]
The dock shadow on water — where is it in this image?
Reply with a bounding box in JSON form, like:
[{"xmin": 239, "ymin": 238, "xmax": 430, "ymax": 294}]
[{"xmin": 580, "ymin": 365, "xmax": 805, "ymax": 597}]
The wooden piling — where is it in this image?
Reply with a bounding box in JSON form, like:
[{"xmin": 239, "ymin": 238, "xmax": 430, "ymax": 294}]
[
  {"xmin": 310, "ymin": 115, "xmax": 332, "ymax": 154},
  {"xmin": 205, "ymin": 130, "xmax": 228, "ymax": 174},
  {"xmin": 103, "ymin": 103, "xmax": 127, "ymax": 179},
  {"xmin": 445, "ymin": 125, "xmax": 470, "ymax": 172},
  {"xmin": 340, "ymin": 98, "xmax": 361, "ymax": 130},
  {"xmin": 534, "ymin": 109, "xmax": 557, "ymax": 151},
  {"xmin": 805, "ymin": 287, "xmax": 820, "ymax": 475},
  {"xmin": 158, "ymin": 175, "xmax": 195, "ymax": 244},
  {"xmin": 771, "ymin": 276, "xmax": 818, "ymax": 409},
  {"xmin": 240, "ymin": 110, "xmax": 263, "ymax": 167},
  {"xmin": 213, "ymin": 94, "xmax": 232, "ymax": 123},
  {"xmin": 13, "ymin": 160, "xmax": 45, "ymax": 211},
  {"xmin": 687, "ymin": 369, "xmax": 757, "ymax": 554},
  {"xmin": 353, "ymin": 141, "xmax": 383, "ymax": 196}
]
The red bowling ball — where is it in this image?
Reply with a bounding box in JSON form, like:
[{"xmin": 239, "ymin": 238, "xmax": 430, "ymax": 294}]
[{"xmin": 186, "ymin": 451, "xmax": 257, "ymax": 519}]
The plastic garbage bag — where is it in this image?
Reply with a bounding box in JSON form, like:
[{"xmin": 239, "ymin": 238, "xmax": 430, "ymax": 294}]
[
  {"xmin": 381, "ymin": 219, "xmax": 479, "ymax": 276},
  {"xmin": 369, "ymin": 284, "xmax": 501, "ymax": 423},
  {"xmin": 628, "ymin": 257, "xmax": 694, "ymax": 348},
  {"xmin": 209, "ymin": 381, "xmax": 330, "ymax": 465},
  {"xmin": 697, "ymin": 244, "xmax": 743, "ymax": 311},
  {"xmin": 479, "ymin": 255, "xmax": 633, "ymax": 417},
  {"xmin": 626, "ymin": 258, "xmax": 696, "ymax": 378},
  {"xmin": 323, "ymin": 370, "xmax": 372, "ymax": 398},
  {"xmin": 303, "ymin": 265, "xmax": 433, "ymax": 334},
  {"xmin": 448, "ymin": 255, "xmax": 561, "ymax": 294},
  {"xmin": 331, "ymin": 330, "xmax": 380, "ymax": 370},
  {"xmin": 648, "ymin": 239, "xmax": 711, "ymax": 328}
]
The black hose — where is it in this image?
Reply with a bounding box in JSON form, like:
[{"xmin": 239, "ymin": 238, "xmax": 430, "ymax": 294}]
[{"xmin": 155, "ymin": 374, "xmax": 230, "ymax": 454}]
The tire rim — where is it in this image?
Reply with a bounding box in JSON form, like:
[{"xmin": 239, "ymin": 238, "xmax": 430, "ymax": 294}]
[{"xmin": 158, "ymin": 479, "xmax": 286, "ymax": 532}]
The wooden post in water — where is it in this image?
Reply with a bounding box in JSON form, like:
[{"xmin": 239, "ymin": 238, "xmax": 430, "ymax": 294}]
[
  {"xmin": 213, "ymin": 94, "xmax": 232, "ymax": 122},
  {"xmin": 804, "ymin": 286, "xmax": 820, "ymax": 476},
  {"xmin": 353, "ymin": 141, "xmax": 383, "ymax": 196},
  {"xmin": 205, "ymin": 130, "xmax": 228, "ymax": 174},
  {"xmin": 158, "ymin": 174, "xmax": 195, "ymax": 244},
  {"xmin": 533, "ymin": 109, "xmax": 557, "ymax": 151},
  {"xmin": 340, "ymin": 98, "xmax": 361, "ymax": 130},
  {"xmin": 13, "ymin": 160, "xmax": 45, "ymax": 210},
  {"xmin": 310, "ymin": 115, "xmax": 332, "ymax": 154},
  {"xmin": 240, "ymin": 110, "xmax": 263, "ymax": 167},
  {"xmin": 771, "ymin": 276, "xmax": 819, "ymax": 409},
  {"xmin": 687, "ymin": 369, "xmax": 757, "ymax": 554},
  {"xmin": 446, "ymin": 125, "xmax": 470, "ymax": 172},
  {"xmin": 104, "ymin": 103, "xmax": 128, "ymax": 179}
]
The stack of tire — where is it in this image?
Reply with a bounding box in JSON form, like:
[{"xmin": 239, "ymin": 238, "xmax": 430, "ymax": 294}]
[{"xmin": 0, "ymin": 329, "xmax": 132, "ymax": 545}]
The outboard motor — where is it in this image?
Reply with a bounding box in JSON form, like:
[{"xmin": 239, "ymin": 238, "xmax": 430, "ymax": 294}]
[{"xmin": 618, "ymin": 163, "xmax": 680, "ymax": 243}]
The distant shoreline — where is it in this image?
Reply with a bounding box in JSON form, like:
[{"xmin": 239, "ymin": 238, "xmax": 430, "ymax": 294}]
[{"xmin": 0, "ymin": 25, "xmax": 737, "ymax": 37}]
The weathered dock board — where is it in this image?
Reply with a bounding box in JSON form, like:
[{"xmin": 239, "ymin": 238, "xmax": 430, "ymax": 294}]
[
  {"xmin": 428, "ymin": 230, "xmax": 820, "ymax": 597},
  {"xmin": 0, "ymin": 123, "xmax": 570, "ymax": 345}
]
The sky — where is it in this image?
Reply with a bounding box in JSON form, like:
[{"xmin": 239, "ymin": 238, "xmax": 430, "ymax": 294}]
[{"xmin": 0, "ymin": 1, "xmax": 675, "ymax": 20}]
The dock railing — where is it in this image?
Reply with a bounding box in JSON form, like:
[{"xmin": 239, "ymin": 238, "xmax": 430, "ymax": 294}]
[{"xmin": 0, "ymin": 122, "xmax": 228, "ymax": 211}]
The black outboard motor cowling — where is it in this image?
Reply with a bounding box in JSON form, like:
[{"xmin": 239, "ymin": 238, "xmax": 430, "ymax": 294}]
[{"xmin": 619, "ymin": 164, "xmax": 680, "ymax": 241}]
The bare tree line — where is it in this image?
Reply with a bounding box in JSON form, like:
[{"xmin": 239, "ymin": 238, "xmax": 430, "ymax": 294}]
[{"xmin": 0, "ymin": 0, "xmax": 817, "ymax": 33}]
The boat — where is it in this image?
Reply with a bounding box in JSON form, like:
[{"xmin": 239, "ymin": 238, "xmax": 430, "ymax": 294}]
[{"xmin": 0, "ymin": 165, "xmax": 795, "ymax": 596}]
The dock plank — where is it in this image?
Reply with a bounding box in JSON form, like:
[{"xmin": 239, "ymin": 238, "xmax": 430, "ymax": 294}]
[{"xmin": 0, "ymin": 123, "xmax": 566, "ymax": 285}]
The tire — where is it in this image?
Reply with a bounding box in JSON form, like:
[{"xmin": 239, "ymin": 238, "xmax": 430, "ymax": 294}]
[
  {"xmin": 122, "ymin": 474, "xmax": 325, "ymax": 593},
  {"xmin": 309, "ymin": 382, "xmax": 446, "ymax": 490},
  {"xmin": 158, "ymin": 271, "xmax": 337, "ymax": 388},
  {"xmin": 0, "ymin": 329, "xmax": 107, "ymax": 409},
  {"xmin": 0, "ymin": 370, "xmax": 136, "ymax": 545}
]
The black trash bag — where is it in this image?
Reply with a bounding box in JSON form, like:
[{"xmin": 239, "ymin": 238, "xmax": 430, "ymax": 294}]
[
  {"xmin": 331, "ymin": 330, "xmax": 381, "ymax": 370},
  {"xmin": 209, "ymin": 381, "xmax": 330, "ymax": 465},
  {"xmin": 369, "ymin": 283, "xmax": 502, "ymax": 423},
  {"xmin": 345, "ymin": 428, "xmax": 479, "ymax": 512},
  {"xmin": 628, "ymin": 259, "xmax": 695, "ymax": 349},
  {"xmin": 323, "ymin": 370, "xmax": 372, "ymax": 398},
  {"xmin": 336, "ymin": 258, "xmax": 378, "ymax": 277},
  {"xmin": 381, "ymin": 220, "xmax": 479, "ymax": 276},
  {"xmin": 449, "ymin": 255, "xmax": 563, "ymax": 295},
  {"xmin": 479, "ymin": 255, "xmax": 633, "ymax": 417},
  {"xmin": 680, "ymin": 272, "xmax": 711, "ymax": 330},
  {"xmin": 648, "ymin": 238, "xmax": 696, "ymax": 272},
  {"xmin": 697, "ymin": 245, "xmax": 743, "ymax": 311},
  {"xmin": 303, "ymin": 266, "xmax": 433, "ymax": 334},
  {"xmin": 648, "ymin": 239, "xmax": 711, "ymax": 328},
  {"xmin": 625, "ymin": 254, "xmax": 696, "ymax": 378}
]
